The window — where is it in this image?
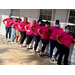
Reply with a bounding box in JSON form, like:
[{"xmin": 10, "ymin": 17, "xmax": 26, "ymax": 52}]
[
  {"xmin": 39, "ymin": 9, "xmax": 53, "ymax": 21},
  {"xmin": 69, "ymin": 25, "xmax": 75, "ymax": 39},
  {"xmin": 69, "ymin": 10, "xmax": 75, "ymax": 23},
  {"xmin": 11, "ymin": 9, "xmax": 19, "ymax": 16}
]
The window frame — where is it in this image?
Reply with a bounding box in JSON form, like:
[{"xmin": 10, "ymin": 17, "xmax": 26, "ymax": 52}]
[
  {"xmin": 10, "ymin": 9, "xmax": 19, "ymax": 20},
  {"xmin": 38, "ymin": 9, "xmax": 54, "ymax": 22},
  {"xmin": 68, "ymin": 9, "xmax": 75, "ymax": 24}
]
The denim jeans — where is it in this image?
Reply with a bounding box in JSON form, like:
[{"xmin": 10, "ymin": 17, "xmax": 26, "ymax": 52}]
[
  {"xmin": 5, "ymin": 27, "xmax": 11, "ymax": 39},
  {"xmin": 33, "ymin": 34, "xmax": 40, "ymax": 50},
  {"xmin": 50, "ymin": 39, "xmax": 59, "ymax": 58},
  {"xmin": 11, "ymin": 28, "xmax": 16, "ymax": 42}
]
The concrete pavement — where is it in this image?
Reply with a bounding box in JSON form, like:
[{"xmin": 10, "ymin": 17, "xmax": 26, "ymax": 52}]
[
  {"xmin": 0, "ymin": 44, "xmax": 57, "ymax": 65},
  {"xmin": 0, "ymin": 35, "xmax": 57, "ymax": 65}
]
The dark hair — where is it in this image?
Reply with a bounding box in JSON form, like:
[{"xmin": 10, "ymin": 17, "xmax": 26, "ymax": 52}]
[
  {"xmin": 18, "ymin": 18, "xmax": 22, "ymax": 21},
  {"xmin": 56, "ymin": 20, "xmax": 60, "ymax": 23},
  {"xmin": 38, "ymin": 19, "xmax": 43, "ymax": 23},
  {"xmin": 9, "ymin": 14, "xmax": 11, "ymax": 16},
  {"xmin": 45, "ymin": 21, "xmax": 50, "ymax": 27},
  {"xmin": 65, "ymin": 25, "xmax": 70, "ymax": 29}
]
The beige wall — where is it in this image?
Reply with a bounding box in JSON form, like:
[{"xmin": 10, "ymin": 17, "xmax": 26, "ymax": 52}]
[
  {"xmin": 19, "ymin": 9, "xmax": 39, "ymax": 23},
  {"xmin": 53, "ymin": 9, "xmax": 69, "ymax": 22}
]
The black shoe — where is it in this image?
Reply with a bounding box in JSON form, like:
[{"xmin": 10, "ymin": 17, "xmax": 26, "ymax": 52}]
[
  {"xmin": 57, "ymin": 63, "xmax": 62, "ymax": 65},
  {"xmin": 39, "ymin": 54, "xmax": 44, "ymax": 57}
]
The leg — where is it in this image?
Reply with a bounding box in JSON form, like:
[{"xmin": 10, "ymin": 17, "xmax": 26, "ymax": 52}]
[
  {"xmin": 57, "ymin": 44, "xmax": 64, "ymax": 65},
  {"xmin": 13, "ymin": 29, "xmax": 16, "ymax": 42},
  {"xmin": 18, "ymin": 35, "xmax": 21, "ymax": 42},
  {"xmin": 49, "ymin": 39, "xmax": 56, "ymax": 58},
  {"xmin": 16, "ymin": 30, "xmax": 20, "ymax": 42},
  {"xmin": 54, "ymin": 42, "xmax": 60, "ymax": 57},
  {"xmin": 41, "ymin": 39, "xmax": 48, "ymax": 52},
  {"xmin": 33, "ymin": 34, "xmax": 40, "ymax": 52},
  {"xmin": 26, "ymin": 35, "xmax": 30, "ymax": 48},
  {"xmin": 5, "ymin": 27, "xmax": 9, "ymax": 39},
  {"xmin": 11, "ymin": 28, "xmax": 16, "ymax": 42},
  {"xmin": 11, "ymin": 28, "xmax": 14, "ymax": 42},
  {"xmin": 26, "ymin": 34, "xmax": 33, "ymax": 47},
  {"xmin": 20, "ymin": 32, "xmax": 26, "ymax": 44},
  {"xmin": 64, "ymin": 47, "xmax": 69, "ymax": 65},
  {"xmin": 16, "ymin": 36, "xmax": 18, "ymax": 43},
  {"xmin": 9, "ymin": 27, "xmax": 11, "ymax": 39}
]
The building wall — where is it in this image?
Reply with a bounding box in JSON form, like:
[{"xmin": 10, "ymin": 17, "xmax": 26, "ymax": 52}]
[
  {"xmin": 53, "ymin": 9, "xmax": 68, "ymax": 22},
  {"xmin": 19, "ymin": 9, "xmax": 39, "ymax": 22}
]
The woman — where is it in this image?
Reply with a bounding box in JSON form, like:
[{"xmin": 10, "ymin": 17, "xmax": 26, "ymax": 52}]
[
  {"xmin": 3, "ymin": 14, "xmax": 13, "ymax": 41},
  {"xmin": 25, "ymin": 20, "xmax": 36, "ymax": 51},
  {"xmin": 57, "ymin": 25, "xmax": 75, "ymax": 65},
  {"xmin": 48, "ymin": 20, "xmax": 63, "ymax": 62},
  {"xmin": 10, "ymin": 18, "xmax": 18, "ymax": 43},
  {"xmin": 38, "ymin": 21, "xmax": 50, "ymax": 56},
  {"xmin": 15, "ymin": 18, "xmax": 22, "ymax": 44},
  {"xmin": 31, "ymin": 19, "xmax": 44, "ymax": 54},
  {"xmin": 19, "ymin": 17, "xmax": 29, "ymax": 47}
]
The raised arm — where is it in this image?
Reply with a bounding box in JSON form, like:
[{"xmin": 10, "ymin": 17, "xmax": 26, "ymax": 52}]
[{"xmin": 37, "ymin": 29, "xmax": 43, "ymax": 37}]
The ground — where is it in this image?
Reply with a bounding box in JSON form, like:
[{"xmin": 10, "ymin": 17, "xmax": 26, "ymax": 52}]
[{"xmin": 0, "ymin": 35, "xmax": 57, "ymax": 65}]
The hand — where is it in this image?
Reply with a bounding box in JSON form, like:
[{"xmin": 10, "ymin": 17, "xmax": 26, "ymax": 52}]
[
  {"xmin": 41, "ymin": 35, "xmax": 44, "ymax": 37},
  {"xmin": 33, "ymin": 31, "xmax": 36, "ymax": 33},
  {"xmin": 58, "ymin": 41, "xmax": 63, "ymax": 44},
  {"xmin": 20, "ymin": 28, "xmax": 22, "ymax": 31},
  {"xmin": 27, "ymin": 30, "xmax": 30, "ymax": 32},
  {"xmin": 5, "ymin": 23, "xmax": 7, "ymax": 26},
  {"xmin": 73, "ymin": 39, "xmax": 75, "ymax": 42}
]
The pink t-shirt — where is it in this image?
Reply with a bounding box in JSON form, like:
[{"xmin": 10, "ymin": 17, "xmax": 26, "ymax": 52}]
[
  {"xmin": 33, "ymin": 24, "xmax": 44, "ymax": 36},
  {"xmin": 16, "ymin": 22, "xmax": 21, "ymax": 31},
  {"xmin": 20, "ymin": 21, "xmax": 29, "ymax": 32},
  {"xmin": 26, "ymin": 23, "xmax": 33, "ymax": 36},
  {"xmin": 49, "ymin": 26, "xmax": 63, "ymax": 41},
  {"xmin": 11, "ymin": 21, "xmax": 18, "ymax": 30},
  {"xmin": 58, "ymin": 31, "xmax": 73, "ymax": 48},
  {"xmin": 39, "ymin": 26, "xmax": 50, "ymax": 40},
  {"xmin": 4, "ymin": 18, "xmax": 13, "ymax": 27}
]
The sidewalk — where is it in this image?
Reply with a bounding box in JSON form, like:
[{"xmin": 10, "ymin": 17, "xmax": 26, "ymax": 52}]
[{"xmin": 0, "ymin": 35, "xmax": 57, "ymax": 65}]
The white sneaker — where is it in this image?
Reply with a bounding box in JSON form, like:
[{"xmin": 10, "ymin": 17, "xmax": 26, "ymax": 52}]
[
  {"xmin": 50, "ymin": 58, "xmax": 54, "ymax": 62},
  {"xmin": 34, "ymin": 52, "xmax": 37, "ymax": 55},
  {"xmin": 10, "ymin": 42, "xmax": 15, "ymax": 44},
  {"xmin": 16, "ymin": 43, "xmax": 19, "ymax": 45}
]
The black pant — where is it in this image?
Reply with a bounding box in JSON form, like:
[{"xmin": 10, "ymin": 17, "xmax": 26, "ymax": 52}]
[
  {"xmin": 20, "ymin": 31, "xmax": 26, "ymax": 44},
  {"xmin": 41, "ymin": 39, "xmax": 49, "ymax": 52},
  {"xmin": 57, "ymin": 44, "xmax": 69, "ymax": 65},
  {"xmin": 26, "ymin": 34, "xmax": 33, "ymax": 44}
]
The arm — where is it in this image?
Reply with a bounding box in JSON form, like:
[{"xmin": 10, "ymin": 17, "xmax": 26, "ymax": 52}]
[
  {"xmin": 9, "ymin": 22, "xmax": 12, "ymax": 27},
  {"xmin": 47, "ymin": 28, "xmax": 52, "ymax": 36},
  {"xmin": 31, "ymin": 25, "xmax": 36, "ymax": 33},
  {"xmin": 25, "ymin": 26, "xmax": 30, "ymax": 32},
  {"xmin": 37, "ymin": 29, "xmax": 43, "ymax": 37},
  {"xmin": 3, "ymin": 20, "xmax": 6, "ymax": 25},
  {"xmin": 56, "ymin": 35, "xmax": 63, "ymax": 44},
  {"xmin": 73, "ymin": 39, "xmax": 75, "ymax": 42},
  {"xmin": 18, "ymin": 25, "xmax": 22, "ymax": 31}
]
